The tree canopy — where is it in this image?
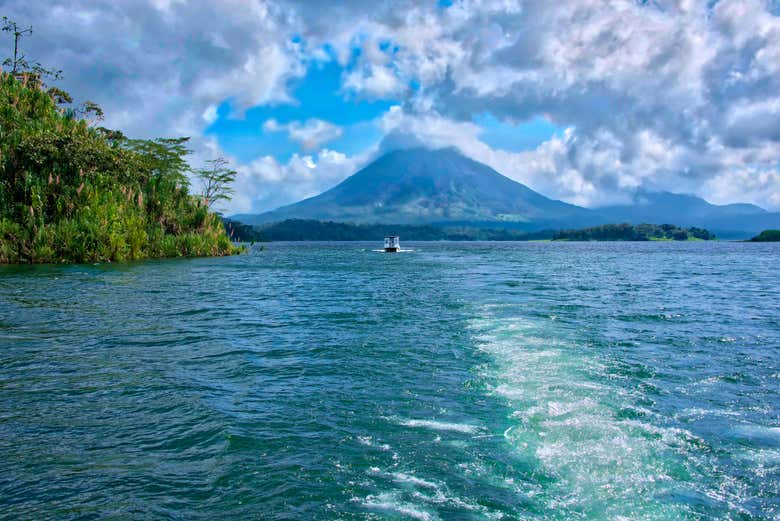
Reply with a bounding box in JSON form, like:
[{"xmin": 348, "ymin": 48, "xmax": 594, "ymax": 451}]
[
  {"xmin": 747, "ymin": 230, "xmax": 780, "ymax": 242},
  {"xmin": 195, "ymin": 157, "xmax": 237, "ymax": 210},
  {"xmin": 552, "ymin": 223, "xmax": 715, "ymax": 241}
]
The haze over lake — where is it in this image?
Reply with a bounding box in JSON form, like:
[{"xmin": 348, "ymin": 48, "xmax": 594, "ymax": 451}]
[{"xmin": 2, "ymin": 242, "xmax": 778, "ymax": 520}]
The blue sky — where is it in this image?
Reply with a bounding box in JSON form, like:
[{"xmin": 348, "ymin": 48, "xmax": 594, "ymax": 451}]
[
  {"xmin": 204, "ymin": 61, "xmax": 391, "ymax": 162},
  {"xmin": 204, "ymin": 58, "xmax": 564, "ymax": 164}
]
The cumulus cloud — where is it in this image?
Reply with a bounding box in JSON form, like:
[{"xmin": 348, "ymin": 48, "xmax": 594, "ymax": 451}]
[
  {"xmin": 342, "ymin": 63, "xmax": 406, "ymax": 98},
  {"xmin": 263, "ymin": 118, "xmax": 343, "ymax": 150},
  {"xmin": 332, "ymin": 0, "xmax": 780, "ymax": 210},
  {"xmin": 3, "ymin": 0, "xmax": 779, "ymax": 211},
  {"xmin": 0, "ymin": 0, "xmax": 301, "ymax": 140},
  {"xmin": 228, "ymin": 148, "xmax": 368, "ymax": 214}
]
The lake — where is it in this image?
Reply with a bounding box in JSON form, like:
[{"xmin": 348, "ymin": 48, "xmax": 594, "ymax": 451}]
[{"xmin": 1, "ymin": 242, "xmax": 778, "ymax": 520}]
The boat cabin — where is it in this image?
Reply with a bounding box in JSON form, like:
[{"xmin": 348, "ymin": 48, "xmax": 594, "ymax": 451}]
[{"xmin": 384, "ymin": 236, "xmax": 400, "ymax": 252}]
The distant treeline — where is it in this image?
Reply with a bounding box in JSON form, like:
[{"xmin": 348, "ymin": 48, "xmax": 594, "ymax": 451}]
[
  {"xmin": 224, "ymin": 219, "xmax": 555, "ymax": 242},
  {"xmin": 224, "ymin": 219, "xmax": 716, "ymax": 242},
  {"xmin": 553, "ymin": 223, "xmax": 715, "ymax": 241},
  {"xmin": 747, "ymin": 230, "xmax": 780, "ymax": 242}
]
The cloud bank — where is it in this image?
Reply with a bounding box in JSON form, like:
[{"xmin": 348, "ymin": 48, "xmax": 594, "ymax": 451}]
[{"xmin": 2, "ymin": 0, "xmax": 779, "ymax": 213}]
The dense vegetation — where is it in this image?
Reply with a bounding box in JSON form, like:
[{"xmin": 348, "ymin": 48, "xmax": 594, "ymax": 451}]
[
  {"xmin": 553, "ymin": 223, "xmax": 715, "ymax": 241},
  {"xmin": 0, "ymin": 68, "xmax": 239, "ymax": 263},
  {"xmin": 224, "ymin": 218, "xmax": 555, "ymax": 242},
  {"xmin": 225, "ymin": 219, "xmax": 719, "ymax": 243},
  {"xmin": 747, "ymin": 230, "xmax": 780, "ymax": 242}
]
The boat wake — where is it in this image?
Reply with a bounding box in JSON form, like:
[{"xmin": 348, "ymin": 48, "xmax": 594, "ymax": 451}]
[{"xmin": 467, "ymin": 306, "xmax": 740, "ymax": 520}]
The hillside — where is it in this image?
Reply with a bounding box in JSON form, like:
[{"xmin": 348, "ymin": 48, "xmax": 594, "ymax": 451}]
[
  {"xmin": 0, "ymin": 72, "xmax": 238, "ymax": 263},
  {"xmin": 236, "ymin": 148, "xmax": 597, "ymax": 227},
  {"xmin": 596, "ymin": 191, "xmax": 777, "ymax": 237}
]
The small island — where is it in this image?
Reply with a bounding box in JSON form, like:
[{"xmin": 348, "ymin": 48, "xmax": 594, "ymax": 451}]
[
  {"xmin": 552, "ymin": 223, "xmax": 715, "ymax": 241},
  {"xmin": 747, "ymin": 230, "xmax": 780, "ymax": 242}
]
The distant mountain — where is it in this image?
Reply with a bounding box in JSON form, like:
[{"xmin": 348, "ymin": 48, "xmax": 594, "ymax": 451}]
[
  {"xmin": 235, "ymin": 148, "xmax": 597, "ymax": 227},
  {"xmin": 599, "ymin": 190, "xmax": 766, "ymax": 221},
  {"xmin": 596, "ymin": 191, "xmax": 779, "ymax": 238},
  {"xmin": 233, "ymin": 148, "xmax": 779, "ymax": 238}
]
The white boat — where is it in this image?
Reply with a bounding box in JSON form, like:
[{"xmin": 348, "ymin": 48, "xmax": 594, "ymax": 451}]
[{"xmin": 384, "ymin": 236, "xmax": 400, "ymax": 252}]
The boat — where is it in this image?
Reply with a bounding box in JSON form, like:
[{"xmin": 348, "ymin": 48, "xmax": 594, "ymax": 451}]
[{"xmin": 384, "ymin": 236, "xmax": 400, "ymax": 252}]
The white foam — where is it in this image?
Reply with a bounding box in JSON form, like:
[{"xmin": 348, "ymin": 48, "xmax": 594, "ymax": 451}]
[
  {"xmin": 397, "ymin": 418, "xmax": 480, "ymax": 434},
  {"xmin": 411, "ymin": 490, "xmax": 481, "ymax": 512},
  {"xmin": 361, "ymin": 493, "xmax": 438, "ymax": 521},
  {"xmin": 389, "ymin": 472, "xmax": 440, "ymax": 490},
  {"xmin": 466, "ymin": 310, "xmax": 698, "ymax": 516},
  {"xmin": 676, "ymin": 407, "xmax": 742, "ymax": 420},
  {"xmin": 731, "ymin": 424, "xmax": 780, "ymax": 443},
  {"xmin": 357, "ymin": 435, "xmax": 392, "ymax": 451},
  {"xmin": 735, "ymin": 447, "xmax": 780, "ymax": 474}
]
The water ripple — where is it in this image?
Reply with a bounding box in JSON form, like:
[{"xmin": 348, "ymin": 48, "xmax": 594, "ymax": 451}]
[{"xmin": 0, "ymin": 241, "xmax": 778, "ymax": 519}]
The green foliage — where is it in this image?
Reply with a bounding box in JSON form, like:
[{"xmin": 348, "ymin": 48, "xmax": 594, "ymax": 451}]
[
  {"xmin": 552, "ymin": 223, "xmax": 715, "ymax": 241},
  {"xmin": 0, "ymin": 72, "xmax": 239, "ymax": 263},
  {"xmin": 46, "ymin": 86, "xmax": 72, "ymax": 105},
  {"xmin": 747, "ymin": 230, "xmax": 780, "ymax": 242},
  {"xmin": 224, "ymin": 218, "xmax": 555, "ymax": 242}
]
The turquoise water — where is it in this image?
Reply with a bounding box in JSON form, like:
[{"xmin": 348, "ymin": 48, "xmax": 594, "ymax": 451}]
[{"xmin": 1, "ymin": 242, "xmax": 778, "ymax": 520}]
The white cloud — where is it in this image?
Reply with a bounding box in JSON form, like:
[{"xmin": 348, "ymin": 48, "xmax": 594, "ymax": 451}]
[
  {"xmin": 375, "ymin": 105, "xmax": 780, "ymax": 210},
  {"xmin": 4, "ymin": 0, "xmax": 779, "ymax": 211},
  {"xmin": 2, "ymin": 0, "xmax": 301, "ymax": 140},
  {"xmin": 263, "ymin": 118, "xmax": 344, "ymax": 150},
  {"xmin": 323, "ymin": 0, "xmax": 780, "ymax": 210},
  {"xmin": 342, "ymin": 63, "xmax": 406, "ymax": 98},
  {"xmin": 202, "ymin": 104, "xmax": 219, "ymax": 125},
  {"xmin": 228, "ymin": 148, "xmax": 370, "ymax": 214}
]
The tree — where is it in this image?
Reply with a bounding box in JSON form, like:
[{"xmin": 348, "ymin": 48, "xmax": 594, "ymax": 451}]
[
  {"xmin": 1, "ymin": 17, "xmax": 61, "ymax": 81},
  {"xmin": 1, "ymin": 16, "xmax": 31, "ymax": 74},
  {"xmin": 124, "ymin": 137, "xmax": 192, "ymax": 187},
  {"xmin": 195, "ymin": 157, "xmax": 237, "ymax": 209}
]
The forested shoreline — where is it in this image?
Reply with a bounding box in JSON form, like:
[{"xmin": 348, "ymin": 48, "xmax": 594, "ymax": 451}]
[
  {"xmin": 747, "ymin": 230, "xmax": 780, "ymax": 242},
  {"xmin": 225, "ymin": 219, "xmax": 716, "ymax": 242},
  {"xmin": 0, "ymin": 18, "xmax": 239, "ymax": 263}
]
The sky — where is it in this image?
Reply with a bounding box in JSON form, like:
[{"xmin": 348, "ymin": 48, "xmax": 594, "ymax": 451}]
[{"xmin": 2, "ymin": 0, "xmax": 779, "ymax": 214}]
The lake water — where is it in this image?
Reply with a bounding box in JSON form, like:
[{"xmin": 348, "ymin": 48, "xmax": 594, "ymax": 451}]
[{"xmin": 1, "ymin": 242, "xmax": 778, "ymax": 520}]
